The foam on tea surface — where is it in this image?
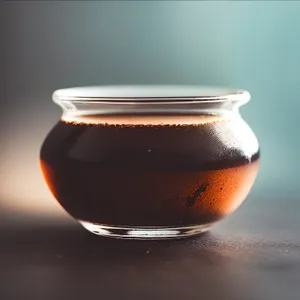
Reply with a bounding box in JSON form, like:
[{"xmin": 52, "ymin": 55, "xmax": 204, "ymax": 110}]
[{"xmin": 61, "ymin": 114, "xmax": 228, "ymax": 126}]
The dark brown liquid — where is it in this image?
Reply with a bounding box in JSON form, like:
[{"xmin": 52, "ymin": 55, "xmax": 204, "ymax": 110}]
[{"xmin": 40, "ymin": 115, "xmax": 259, "ymax": 226}]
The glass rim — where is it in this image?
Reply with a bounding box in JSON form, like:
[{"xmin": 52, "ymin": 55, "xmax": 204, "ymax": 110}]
[{"xmin": 53, "ymin": 85, "xmax": 251, "ymax": 105}]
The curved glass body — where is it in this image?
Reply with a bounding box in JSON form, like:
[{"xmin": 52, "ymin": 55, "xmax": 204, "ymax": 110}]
[{"xmin": 40, "ymin": 86, "xmax": 260, "ymax": 239}]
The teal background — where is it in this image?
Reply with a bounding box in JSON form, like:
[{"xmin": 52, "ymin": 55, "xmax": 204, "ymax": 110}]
[{"xmin": 2, "ymin": 1, "xmax": 300, "ymax": 216}]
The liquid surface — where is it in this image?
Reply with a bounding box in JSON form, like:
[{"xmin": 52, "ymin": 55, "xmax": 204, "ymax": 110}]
[{"xmin": 40, "ymin": 115, "xmax": 259, "ymax": 226}]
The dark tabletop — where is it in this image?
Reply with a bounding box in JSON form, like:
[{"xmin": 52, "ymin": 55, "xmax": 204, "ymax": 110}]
[{"xmin": 0, "ymin": 193, "xmax": 299, "ymax": 300}]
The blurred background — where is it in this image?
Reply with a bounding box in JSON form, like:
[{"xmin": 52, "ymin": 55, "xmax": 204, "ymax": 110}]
[{"xmin": 1, "ymin": 1, "xmax": 299, "ymax": 220}]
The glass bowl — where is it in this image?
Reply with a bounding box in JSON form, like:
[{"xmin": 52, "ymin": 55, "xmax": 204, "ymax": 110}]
[{"xmin": 40, "ymin": 85, "xmax": 260, "ymax": 239}]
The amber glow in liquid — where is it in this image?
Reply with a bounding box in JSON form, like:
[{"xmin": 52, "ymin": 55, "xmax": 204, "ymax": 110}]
[{"xmin": 40, "ymin": 114, "xmax": 259, "ymax": 226}]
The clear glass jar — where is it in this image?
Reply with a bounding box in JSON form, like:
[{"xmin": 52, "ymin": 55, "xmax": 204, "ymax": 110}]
[{"xmin": 40, "ymin": 86, "xmax": 260, "ymax": 239}]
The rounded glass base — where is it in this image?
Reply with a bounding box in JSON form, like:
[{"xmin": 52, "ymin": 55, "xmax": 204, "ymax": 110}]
[{"xmin": 79, "ymin": 220, "xmax": 213, "ymax": 240}]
